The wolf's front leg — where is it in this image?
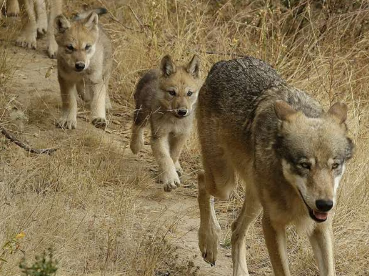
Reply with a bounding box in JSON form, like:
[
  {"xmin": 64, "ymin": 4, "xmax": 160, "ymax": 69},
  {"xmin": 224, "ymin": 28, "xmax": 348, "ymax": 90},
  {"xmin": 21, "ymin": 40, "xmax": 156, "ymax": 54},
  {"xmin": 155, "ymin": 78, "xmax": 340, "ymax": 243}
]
[
  {"xmin": 6, "ymin": 0, "xmax": 20, "ymax": 16},
  {"xmin": 151, "ymin": 134, "xmax": 180, "ymax": 192},
  {"xmin": 309, "ymin": 224, "xmax": 335, "ymax": 276},
  {"xmin": 46, "ymin": 0, "xmax": 62, "ymax": 58},
  {"xmin": 169, "ymin": 133, "xmax": 189, "ymax": 177},
  {"xmin": 90, "ymin": 81, "xmax": 107, "ymax": 129},
  {"xmin": 231, "ymin": 187, "xmax": 262, "ymax": 276},
  {"xmin": 262, "ymin": 215, "xmax": 291, "ymax": 276},
  {"xmin": 34, "ymin": 0, "xmax": 47, "ymax": 35},
  {"xmin": 57, "ymin": 76, "xmax": 77, "ymax": 129},
  {"xmin": 16, "ymin": 0, "xmax": 37, "ymax": 49},
  {"xmin": 197, "ymin": 172, "xmax": 221, "ymax": 266}
]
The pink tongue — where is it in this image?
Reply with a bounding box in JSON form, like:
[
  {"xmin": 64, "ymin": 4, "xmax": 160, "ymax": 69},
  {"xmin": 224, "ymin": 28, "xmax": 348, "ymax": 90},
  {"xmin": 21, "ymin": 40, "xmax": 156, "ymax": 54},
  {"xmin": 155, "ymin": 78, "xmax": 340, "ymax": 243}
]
[{"xmin": 313, "ymin": 210, "xmax": 328, "ymax": 220}]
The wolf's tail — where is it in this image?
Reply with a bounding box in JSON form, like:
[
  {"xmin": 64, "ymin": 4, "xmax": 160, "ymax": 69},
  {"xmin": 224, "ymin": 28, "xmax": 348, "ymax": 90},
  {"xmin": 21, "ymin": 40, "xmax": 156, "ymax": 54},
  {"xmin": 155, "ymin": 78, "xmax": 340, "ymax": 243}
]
[{"xmin": 73, "ymin": 8, "xmax": 108, "ymax": 21}]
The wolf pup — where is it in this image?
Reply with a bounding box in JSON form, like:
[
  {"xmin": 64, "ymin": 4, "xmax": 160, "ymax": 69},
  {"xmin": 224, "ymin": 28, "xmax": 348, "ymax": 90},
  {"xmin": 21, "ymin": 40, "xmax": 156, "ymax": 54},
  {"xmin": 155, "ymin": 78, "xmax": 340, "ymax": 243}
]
[
  {"xmin": 55, "ymin": 8, "xmax": 112, "ymax": 129},
  {"xmin": 197, "ymin": 57, "xmax": 354, "ymax": 276},
  {"xmin": 130, "ymin": 55, "xmax": 201, "ymax": 192}
]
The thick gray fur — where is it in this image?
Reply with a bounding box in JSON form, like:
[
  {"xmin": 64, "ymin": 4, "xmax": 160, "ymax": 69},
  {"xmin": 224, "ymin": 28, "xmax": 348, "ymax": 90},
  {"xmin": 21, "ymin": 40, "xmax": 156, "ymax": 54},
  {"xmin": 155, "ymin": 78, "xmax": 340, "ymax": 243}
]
[{"xmin": 201, "ymin": 57, "xmax": 323, "ymax": 137}]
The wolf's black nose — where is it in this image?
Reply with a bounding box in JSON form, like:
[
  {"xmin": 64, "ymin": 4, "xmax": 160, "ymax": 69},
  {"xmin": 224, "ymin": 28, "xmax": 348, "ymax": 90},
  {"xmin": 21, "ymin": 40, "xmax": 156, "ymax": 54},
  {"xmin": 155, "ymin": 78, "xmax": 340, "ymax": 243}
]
[
  {"xmin": 177, "ymin": 109, "xmax": 188, "ymax": 117},
  {"xmin": 75, "ymin": 62, "xmax": 85, "ymax": 71},
  {"xmin": 316, "ymin": 199, "xmax": 333, "ymax": 212}
]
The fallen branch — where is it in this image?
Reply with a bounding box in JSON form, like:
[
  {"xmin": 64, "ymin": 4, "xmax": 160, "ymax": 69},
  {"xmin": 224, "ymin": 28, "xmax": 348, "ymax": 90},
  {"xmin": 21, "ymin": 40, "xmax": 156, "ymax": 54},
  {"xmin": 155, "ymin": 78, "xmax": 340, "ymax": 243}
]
[
  {"xmin": 127, "ymin": 5, "xmax": 147, "ymax": 31},
  {"xmin": 95, "ymin": 1, "xmax": 139, "ymax": 32},
  {"xmin": 203, "ymin": 50, "xmax": 245, "ymax": 58},
  {"xmin": 185, "ymin": 50, "xmax": 245, "ymax": 58},
  {"xmin": 0, "ymin": 126, "xmax": 57, "ymax": 155}
]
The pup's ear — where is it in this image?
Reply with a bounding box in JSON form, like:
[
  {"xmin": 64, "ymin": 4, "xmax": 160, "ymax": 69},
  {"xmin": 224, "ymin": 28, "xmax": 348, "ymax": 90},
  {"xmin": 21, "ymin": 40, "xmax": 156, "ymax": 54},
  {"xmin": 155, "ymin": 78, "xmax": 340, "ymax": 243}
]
[
  {"xmin": 84, "ymin": 12, "xmax": 99, "ymax": 30},
  {"xmin": 274, "ymin": 100, "xmax": 297, "ymax": 122},
  {"xmin": 186, "ymin": 54, "xmax": 200, "ymax": 78},
  {"xmin": 55, "ymin": 15, "xmax": 70, "ymax": 34},
  {"xmin": 327, "ymin": 102, "xmax": 347, "ymax": 124},
  {"xmin": 161, "ymin": 55, "xmax": 176, "ymax": 77}
]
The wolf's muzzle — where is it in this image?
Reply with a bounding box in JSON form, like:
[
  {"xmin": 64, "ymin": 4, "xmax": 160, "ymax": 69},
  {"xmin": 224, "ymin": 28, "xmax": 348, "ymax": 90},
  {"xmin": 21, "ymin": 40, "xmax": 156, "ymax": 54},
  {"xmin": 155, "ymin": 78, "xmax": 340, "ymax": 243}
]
[
  {"xmin": 75, "ymin": 62, "xmax": 85, "ymax": 72},
  {"xmin": 175, "ymin": 109, "xmax": 188, "ymax": 117},
  {"xmin": 298, "ymin": 190, "xmax": 329, "ymax": 223}
]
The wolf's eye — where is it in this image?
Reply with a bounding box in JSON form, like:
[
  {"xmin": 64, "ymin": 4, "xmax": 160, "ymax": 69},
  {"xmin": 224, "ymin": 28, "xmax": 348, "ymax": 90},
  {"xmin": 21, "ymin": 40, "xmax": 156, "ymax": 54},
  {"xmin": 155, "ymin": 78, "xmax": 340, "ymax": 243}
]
[
  {"xmin": 187, "ymin": 91, "xmax": 193, "ymax": 96},
  {"xmin": 299, "ymin": 162, "xmax": 311, "ymax": 170},
  {"xmin": 168, "ymin": 90, "xmax": 176, "ymax": 96},
  {"xmin": 332, "ymin": 163, "xmax": 340, "ymax": 170},
  {"xmin": 85, "ymin": 44, "xmax": 91, "ymax": 51},
  {"xmin": 66, "ymin": 44, "xmax": 74, "ymax": 51}
]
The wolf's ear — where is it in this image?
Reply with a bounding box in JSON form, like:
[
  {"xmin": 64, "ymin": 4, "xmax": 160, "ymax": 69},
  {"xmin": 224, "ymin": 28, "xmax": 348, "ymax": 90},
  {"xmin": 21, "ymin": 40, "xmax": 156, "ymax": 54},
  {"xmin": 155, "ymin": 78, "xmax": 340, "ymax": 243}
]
[
  {"xmin": 274, "ymin": 100, "xmax": 297, "ymax": 122},
  {"xmin": 345, "ymin": 137, "xmax": 355, "ymax": 160},
  {"xmin": 327, "ymin": 102, "xmax": 347, "ymax": 124},
  {"xmin": 55, "ymin": 15, "xmax": 70, "ymax": 34},
  {"xmin": 186, "ymin": 54, "xmax": 200, "ymax": 78},
  {"xmin": 84, "ymin": 12, "xmax": 99, "ymax": 30},
  {"xmin": 161, "ymin": 55, "xmax": 176, "ymax": 77}
]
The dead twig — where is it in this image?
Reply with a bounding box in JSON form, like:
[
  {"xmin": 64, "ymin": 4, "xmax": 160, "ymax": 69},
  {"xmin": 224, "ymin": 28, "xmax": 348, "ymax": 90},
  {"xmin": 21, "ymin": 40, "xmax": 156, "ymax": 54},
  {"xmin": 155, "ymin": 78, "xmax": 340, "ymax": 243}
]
[
  {"xmin": 95, "ymin": 0, "xmax": 139, "ymax": 32},
  {"xmin": 204, "ymin": 50, "xmax": 245, "ymax": 58},
  {"xmin": 127, "ymin": 5, "xmax": 147, "ymax": 31},
  {"xmin": 186, "ymin": 50, "xmax": 245, "ymax": 58},
  {"xmin": 0, "ymin": 126, "xmax": 57, "ymax": 155},
  {"xmin": 109, "ymin": 15, "xmax": 135, "ymax": 31}
]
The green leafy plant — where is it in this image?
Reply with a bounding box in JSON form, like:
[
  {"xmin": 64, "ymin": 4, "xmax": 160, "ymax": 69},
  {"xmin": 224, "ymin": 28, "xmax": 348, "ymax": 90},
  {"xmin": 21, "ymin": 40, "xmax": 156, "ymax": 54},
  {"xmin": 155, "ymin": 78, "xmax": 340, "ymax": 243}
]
[{"xmin": 19, "ymin": 248, "xmax": 58, "ymax": 276}]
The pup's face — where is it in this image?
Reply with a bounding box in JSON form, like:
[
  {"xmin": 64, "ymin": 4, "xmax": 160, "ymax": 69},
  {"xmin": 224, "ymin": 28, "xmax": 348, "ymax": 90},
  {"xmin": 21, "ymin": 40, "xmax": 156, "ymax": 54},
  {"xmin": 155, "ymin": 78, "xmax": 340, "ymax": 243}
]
[
  {"xmin": 157, "ymin": 55, "xmax": 201, "ymax": 118},
  {"xmin": 55, "ymin": 13, "xmax": 99, "ymax": 72},
  {"xmin": 275, "ymin": 101, "xmax": 354, "ymax": 223}
]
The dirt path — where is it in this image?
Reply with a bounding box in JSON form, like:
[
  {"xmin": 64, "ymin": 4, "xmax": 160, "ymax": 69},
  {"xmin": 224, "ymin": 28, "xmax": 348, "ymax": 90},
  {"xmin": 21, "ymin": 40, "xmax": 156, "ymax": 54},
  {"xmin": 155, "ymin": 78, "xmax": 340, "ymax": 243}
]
[{"xmin": 4, "ymin": 39, "xmax": 238, "ymax": 276}]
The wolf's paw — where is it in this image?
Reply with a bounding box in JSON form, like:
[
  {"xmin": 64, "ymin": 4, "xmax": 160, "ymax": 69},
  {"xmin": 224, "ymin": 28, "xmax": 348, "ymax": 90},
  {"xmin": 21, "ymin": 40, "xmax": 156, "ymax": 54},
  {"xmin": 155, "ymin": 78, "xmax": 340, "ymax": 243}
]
[
  {"xmin": 92, "ymin": 118, "xmax": 107, "ymax": 129},
  {"xmin": 162, "ymin": 171, "xmax": 181, "ymax": 192},
  {"xmin": 56, "ymin": 117, "xmax": 77, "ymax": 129},
  {"xmin": 47, "ymin": 38, "xmax": 58, "ymax": 59},
  {"xmin": 16, "ymin": 31, "xmax": 37, "ymax": 49},
  {"xmin": 36, "ymin": 17, "xmax": 48, "ymax": 35},
  {"xmin": 198, "ymin": 225, "xmax": 220, "ymax": 266}
]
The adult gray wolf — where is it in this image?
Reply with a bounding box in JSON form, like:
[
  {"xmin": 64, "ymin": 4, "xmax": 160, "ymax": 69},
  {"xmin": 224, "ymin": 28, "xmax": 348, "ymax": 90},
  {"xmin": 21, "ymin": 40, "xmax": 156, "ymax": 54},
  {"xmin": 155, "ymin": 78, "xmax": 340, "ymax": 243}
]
[{"xmin": 197, "ymin": 56, "xmax": 354, "ymax": 276}]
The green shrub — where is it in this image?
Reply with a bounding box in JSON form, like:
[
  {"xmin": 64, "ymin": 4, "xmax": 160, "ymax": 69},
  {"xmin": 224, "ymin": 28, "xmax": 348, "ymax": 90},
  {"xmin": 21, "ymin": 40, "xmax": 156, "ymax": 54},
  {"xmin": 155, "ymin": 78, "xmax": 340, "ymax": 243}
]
[{"xmin": 19, "ymin": 248, "xmax": 58, "ymax": 276}]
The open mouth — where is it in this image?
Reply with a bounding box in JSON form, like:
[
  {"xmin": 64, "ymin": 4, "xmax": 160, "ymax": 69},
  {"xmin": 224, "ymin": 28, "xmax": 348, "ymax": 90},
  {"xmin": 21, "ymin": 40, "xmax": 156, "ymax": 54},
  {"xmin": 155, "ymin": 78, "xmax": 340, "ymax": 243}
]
[{"xmin": 298, "ymin": 190, "xmax": 328, "ymax": 223}]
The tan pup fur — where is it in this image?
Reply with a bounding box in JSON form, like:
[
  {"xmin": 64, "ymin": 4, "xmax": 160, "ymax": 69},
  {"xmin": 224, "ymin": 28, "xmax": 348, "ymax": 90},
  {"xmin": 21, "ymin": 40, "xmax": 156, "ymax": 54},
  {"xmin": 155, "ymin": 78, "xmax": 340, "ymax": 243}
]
[
  {"xmin": 130, "ymin": 55, "xmax": 201, "ymax": 192},
  {"xmin": 196, "ymin": 57, "xmax": 354, "ymax": 276},
  {"xmin": 55, "ymin": 9, "xmax": 112, "ymax": 130}
]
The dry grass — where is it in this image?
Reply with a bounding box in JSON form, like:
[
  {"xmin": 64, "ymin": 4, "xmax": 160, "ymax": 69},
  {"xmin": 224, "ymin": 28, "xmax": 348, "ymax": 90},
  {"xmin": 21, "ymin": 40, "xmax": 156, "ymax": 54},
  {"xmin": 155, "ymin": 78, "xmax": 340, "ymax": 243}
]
[{"xmin": 1, "ymin": 0, "xmax": 369, "ymax": 275}]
